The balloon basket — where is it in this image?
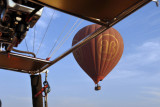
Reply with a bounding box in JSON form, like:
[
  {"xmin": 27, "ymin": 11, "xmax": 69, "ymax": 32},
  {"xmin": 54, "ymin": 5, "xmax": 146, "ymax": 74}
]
[{"xmin": 95, "ymin": 84, "xmax": 101, "ymax": 91}]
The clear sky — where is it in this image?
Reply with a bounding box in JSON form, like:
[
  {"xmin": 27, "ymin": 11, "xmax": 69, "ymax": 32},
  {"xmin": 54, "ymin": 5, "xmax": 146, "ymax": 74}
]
[{"xmin": 0, "ymin": 1, "xmax": 160, "ymax": 107}]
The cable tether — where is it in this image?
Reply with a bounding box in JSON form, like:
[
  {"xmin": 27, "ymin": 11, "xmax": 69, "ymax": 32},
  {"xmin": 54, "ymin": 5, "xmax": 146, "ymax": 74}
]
[
  {"xmin": 47, "ymin": 16, "xmax": 72, "ymax": 57},
  {"xmin": 49, "ymin": 19, "xmax": 83, "ymax": 58},
  {"xmin": 36, "ymin": 11, "xmax": 55, "ymax": 55},
  {"xmin": 33, "ymin": 25, "xmax": 36, "ymax": 53},
  {"xmin": 25, "ymin": 38, "xmax": 29, "ymax": 52},
  {"xmin": 49, "ymin": 18, "xmax": 80, "ymax": 58}
]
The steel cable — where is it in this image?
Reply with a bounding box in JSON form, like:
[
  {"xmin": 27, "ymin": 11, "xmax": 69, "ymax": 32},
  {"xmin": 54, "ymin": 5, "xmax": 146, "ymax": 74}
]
[
  {"xmin": 47, "ymin": 16, "xmax": 72, "ymax": 57},
  {"xmin": 36, "ymin": 11, "xmax": 55, "ymax": 55},
  {"xmin": 49, "ymin": 19, "xmax": 83, "ymax": 58},
  {"xmin": 33, "ymin": 25, "xmax": 36, "ymax": 53}
]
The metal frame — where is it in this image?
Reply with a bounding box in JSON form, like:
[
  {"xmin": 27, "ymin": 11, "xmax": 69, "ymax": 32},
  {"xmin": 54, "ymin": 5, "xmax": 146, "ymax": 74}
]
[
  {"xmin": 0, "ymin": 0, "xmax": 152, "ymax": 74},
  {"xmin": 40, "ymin": 26, "xmax": 108, "ymax": 72},
  {"xmin": 0, "ymin": 52, "xmax": 50, "ymax": 73},
  {"xmin": 37, "ymin": 0, "xmax": 152, "ymax": 72},
  {"xmin": 29, "ymin": 0, "xmax": 152, "ymax": 26},
  {"xmin": 6, "ymin": 0, "xmax": 43, "ymax": 28},
  {"xmin": 7, "ymin": 0, "xmax": 43, "ymax": 16}
]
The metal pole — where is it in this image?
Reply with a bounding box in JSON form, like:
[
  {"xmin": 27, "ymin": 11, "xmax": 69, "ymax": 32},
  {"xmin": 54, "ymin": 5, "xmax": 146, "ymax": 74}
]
[
  {"xmin": 44, "ymin": 72, "xmax": 48, "ymax": 107},
  {"xmin": 30, "ymin": 74, "xmax": 43, "ymax": 107},
  {"xmin": 40, "ymin": 26, "xmax": 108, "ymax": 72},
  {"xmin": 0, "ymin": 99, "xmax": 1, "ymax": 107}
]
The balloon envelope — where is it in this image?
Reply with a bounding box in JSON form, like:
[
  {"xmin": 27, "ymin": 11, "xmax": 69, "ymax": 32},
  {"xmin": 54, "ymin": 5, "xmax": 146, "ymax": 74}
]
[{"xmin": 72, "ymin": 24, "xmax": 124, "ymax": 84}]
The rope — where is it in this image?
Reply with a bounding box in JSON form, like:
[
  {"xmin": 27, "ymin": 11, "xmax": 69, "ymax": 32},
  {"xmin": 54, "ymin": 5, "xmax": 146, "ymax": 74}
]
[
  {"xmin": 36, "ymin": 11, "xmax": 55, "ymax": 55},
  {"xmin": 25, "ymin": 38, "xmax": 29, "ymax": 52},
  {"xmin": 49, "ymin": 18, "xmax": 80, "ymax": 58},
  {"xmin": 33, "ymin": 25, "xmax": 36, "ymax": 53},
  {"xmin": 47, "ymin": 16, "xmax": 72, "ymax": 57},
  {"xmin": 49, "ymin": 19, "xmax": 83, "ymax": 58},
  {"xmin": 43, "ymin": 9, "xmax": 51, "ymax": 18}
]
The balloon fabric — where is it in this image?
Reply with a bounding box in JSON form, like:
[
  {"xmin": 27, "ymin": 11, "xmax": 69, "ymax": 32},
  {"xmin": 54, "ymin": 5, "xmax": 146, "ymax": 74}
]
[{"xmin": 72, "ymin": 24, "xmax": 124, "ymax": 85}]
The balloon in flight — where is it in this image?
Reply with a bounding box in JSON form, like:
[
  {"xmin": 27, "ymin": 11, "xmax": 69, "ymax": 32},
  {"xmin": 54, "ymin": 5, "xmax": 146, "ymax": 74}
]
[{"xmin": 72, "ymin": 24, "xmax": 124, "ymax": 90}]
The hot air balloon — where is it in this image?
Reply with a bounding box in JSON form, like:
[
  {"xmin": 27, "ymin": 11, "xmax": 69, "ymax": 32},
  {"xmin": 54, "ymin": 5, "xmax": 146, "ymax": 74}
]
[{"xmin": 72, "ymin": 24, "xmax": 124, "ymax": 90}]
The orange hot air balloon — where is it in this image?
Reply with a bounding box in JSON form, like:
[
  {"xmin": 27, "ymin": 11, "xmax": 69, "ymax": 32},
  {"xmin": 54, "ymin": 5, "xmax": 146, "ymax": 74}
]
[{"xmin": 72, "ymin": 24, "xmax": 124, "ymax": 90}]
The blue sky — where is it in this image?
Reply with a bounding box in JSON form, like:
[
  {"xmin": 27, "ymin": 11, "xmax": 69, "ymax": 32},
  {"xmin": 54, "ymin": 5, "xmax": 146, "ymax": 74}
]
[{"xmin": 0, "ymin": 1, "xmax": 160, "ymax": 107}]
